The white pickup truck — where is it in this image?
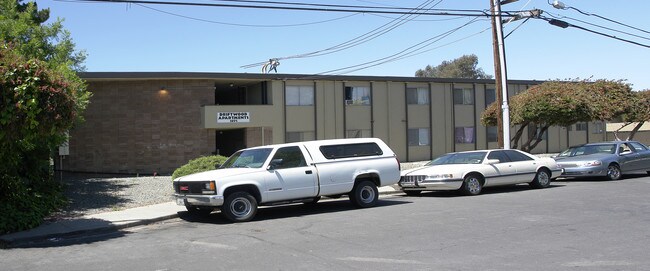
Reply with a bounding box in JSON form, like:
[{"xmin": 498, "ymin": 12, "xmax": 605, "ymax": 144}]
[{"xmin": 173, "ymin": 138, "xmax": 401, "ymax": 222}]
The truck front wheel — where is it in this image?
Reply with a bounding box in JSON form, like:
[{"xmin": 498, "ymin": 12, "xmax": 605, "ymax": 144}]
[
  {"xmin": 222, "ymin": 192, "xmax": 258, "ymax": 222},
  {"xmin": 350, "ymin": 180, "xmax": 378, "ymax": 208}
]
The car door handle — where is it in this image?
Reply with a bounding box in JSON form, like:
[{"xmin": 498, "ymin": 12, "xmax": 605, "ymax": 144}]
[{"xmin": 305, "ymin": 170, "xmax": 313, "ymax": 174}]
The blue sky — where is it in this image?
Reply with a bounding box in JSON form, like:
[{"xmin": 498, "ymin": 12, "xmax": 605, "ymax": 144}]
[{"xmin": 37, "ymin": 0, "xmax": 650, "ymax": 90}]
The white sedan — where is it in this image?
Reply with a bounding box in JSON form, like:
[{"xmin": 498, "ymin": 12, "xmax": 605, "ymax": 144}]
[{"xmin": 399, "ymin": 149, "xmax": 563, "ymax": 196}]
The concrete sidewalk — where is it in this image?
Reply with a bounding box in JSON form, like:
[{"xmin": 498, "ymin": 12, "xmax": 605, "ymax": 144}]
[{"xmin": 0, "ymin": 185, "xmax": 401, "ymax": 248}]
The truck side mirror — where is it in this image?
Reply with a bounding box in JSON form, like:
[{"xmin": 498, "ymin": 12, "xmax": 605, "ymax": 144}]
[{"xmin": 268, "ymin": 159, "xmax": 283, "ymax": 170}]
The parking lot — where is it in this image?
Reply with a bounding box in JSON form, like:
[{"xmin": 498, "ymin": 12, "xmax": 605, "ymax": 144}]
[{"xmin": 3, "ymin": 175, "xmax": 650, "ymax": 270}]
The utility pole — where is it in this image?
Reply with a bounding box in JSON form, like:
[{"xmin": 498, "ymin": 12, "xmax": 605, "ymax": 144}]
[
  {"xmin": 489, "ymin": 0, "xmax": 504, "ymax": 149},
  {"xmin": 490, "ymin": 0, "xmax": 512, "ymax": 149}
]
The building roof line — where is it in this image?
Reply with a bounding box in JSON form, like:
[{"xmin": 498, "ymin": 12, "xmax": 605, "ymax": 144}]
[{"xmin": 78, "ymin": 71, "xmax": 544, "ymax": 85}]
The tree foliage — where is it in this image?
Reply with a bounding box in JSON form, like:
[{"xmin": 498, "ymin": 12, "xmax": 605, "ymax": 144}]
[
  {"xmin": 415, "ymin": 54, "xmax": 493, "ymax": 79},
  {"xmin": 0, "ymin": 0, "xmax": 90, "ymax": 234},
  {"xmin": 481, "ymin": 79, "xmax": 633, "ymax": 152},
  {"xmin": 614, "ymin": 89, "xmax": 650, "ymax": 140}
]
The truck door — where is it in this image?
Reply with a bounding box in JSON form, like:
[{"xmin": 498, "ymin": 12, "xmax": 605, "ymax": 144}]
[{"xmin": 263, "ymin": 146, "xmax": 318, "ymax": 202}]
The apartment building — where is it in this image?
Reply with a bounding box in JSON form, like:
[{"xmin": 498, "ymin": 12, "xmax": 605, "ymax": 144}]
[{"xmin": 60, "ymin": 72, "xmax": 605, "ymax": 174}]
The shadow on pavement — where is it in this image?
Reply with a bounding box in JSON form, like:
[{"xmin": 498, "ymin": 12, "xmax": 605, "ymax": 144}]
[
  {"xmin": 1, "ymin": 218, "xmax": 129, "ymax": 249},
  {"xmin": 397, "ymin": 183, "xmax": 565, "ymax": 198},
  {"xmin": 179, "ymin": 198, "xmax": 412, "ymax": 224}
]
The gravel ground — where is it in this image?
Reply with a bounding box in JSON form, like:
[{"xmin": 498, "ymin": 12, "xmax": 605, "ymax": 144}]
[{"xmin": 49, "ymin": 173, "xmax": 175, "ymax": 219}]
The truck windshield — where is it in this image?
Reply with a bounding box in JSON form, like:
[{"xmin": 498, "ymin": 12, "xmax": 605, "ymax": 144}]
[{"xmin": 221, "ymin": 148, "xmax": 273, "ymax": 168}]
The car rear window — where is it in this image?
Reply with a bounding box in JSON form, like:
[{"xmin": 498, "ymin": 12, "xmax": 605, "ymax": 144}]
[{"xmin": 319, "ymin": 143, "xmax": 383, "ymax": 159}]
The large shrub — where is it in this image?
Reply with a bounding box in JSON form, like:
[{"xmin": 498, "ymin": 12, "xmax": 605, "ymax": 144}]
[
  {"xmin": 172, "ymin": 155, "xmax": 229, "ymax": 180},
  {"xmin": 0, "ymin": 1, "xmax": 90, "ymax": 234}
]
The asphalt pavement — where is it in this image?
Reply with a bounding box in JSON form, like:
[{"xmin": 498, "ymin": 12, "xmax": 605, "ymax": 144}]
[{"xmin": 0, "ymin": 185, "xmax": 401, "ymax": 248}]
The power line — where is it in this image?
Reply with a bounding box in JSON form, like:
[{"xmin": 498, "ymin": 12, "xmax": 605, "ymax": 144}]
[
  {"xmin": 134, "ymin": 3, "xmax": 361, "ymax": 27},
  {"xmin": 540, "ymin": 16, "xmax": 650, "ymax": 49},
  {"xmin": 296, "ymin": 17, "xmax": 484, "ymax": 78},
  {"xmin": 544, "ymin": 11, "xmax": 650, "ymax": 42},
  {"xmin": 548, "ymin": 1, "xmax": 650, "ymax": 35},
  {"xmin": 64, "ymin": 0, "xmax": 498, "ymax": 17},
  {"xmin": 242, "ymin": 0, "xmax": 450, "ymax": 69}
]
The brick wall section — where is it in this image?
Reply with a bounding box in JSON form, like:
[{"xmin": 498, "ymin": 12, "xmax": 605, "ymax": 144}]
[{"xmin": 63, "ymin": 79, "xmax": 215, "ymax": 174}]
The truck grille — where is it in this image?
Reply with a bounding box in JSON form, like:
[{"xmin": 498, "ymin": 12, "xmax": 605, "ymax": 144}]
[{"xmin": 174, "ymin": 181, "xmax": 210, "ymax": 194}]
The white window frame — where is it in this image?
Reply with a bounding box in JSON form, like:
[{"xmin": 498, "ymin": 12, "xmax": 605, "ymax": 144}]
[
  {"xmin": 286, "ymin": 85, "xmax": 314, "ymax": 106},
  {"xmin": 455, "ymin": 126, "xmax": 475, "ymax": 144},
  {"xmin": 345, "ymin": 86, "xmax": 370, "ymax": 105},
  {"xmin": 453, "ymin": 88, "xmax": 474, "ymax": 105},
  {"xmin": 408, "ymin": 128, "xmax": 430, "ymax": 146},
  {"xmin": 407, "ymin": 87, "xmax": 429, "ymax": 105}
]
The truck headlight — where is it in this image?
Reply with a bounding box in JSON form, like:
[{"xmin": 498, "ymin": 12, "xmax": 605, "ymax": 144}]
[{"xmin": 202, "ymin": 181, "xmax": 216, "ymax": 194}]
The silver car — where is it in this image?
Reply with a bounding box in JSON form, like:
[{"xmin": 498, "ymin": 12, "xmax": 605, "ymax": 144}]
[{"xmin": 554, "ymin": 141, "xmax": 650, "ymax": 180}]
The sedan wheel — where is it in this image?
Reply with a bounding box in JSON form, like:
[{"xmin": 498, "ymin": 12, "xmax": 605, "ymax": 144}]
[
  {"xmin": 606, "ymin": 164, "xmax": 622, "ymax": 180},
  {"xmin": 460, "ymin": 174, "xmax": 482, "ymax": 196},
  {"xmin": 530, "ymin": 169, "xmax": 551, "ymax": 189}
]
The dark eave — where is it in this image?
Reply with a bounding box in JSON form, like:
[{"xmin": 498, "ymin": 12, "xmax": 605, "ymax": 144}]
[{"xmin": 78, "ymin": 71, "xmax": 544, "ymax": 85}]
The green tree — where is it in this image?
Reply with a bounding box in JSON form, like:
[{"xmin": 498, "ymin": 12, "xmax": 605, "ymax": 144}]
[
  {"xmin": 415, "ymin": 54, "xmax": 493, "ymax": 79},
  {"xmin": 0, "ymin": 0, "xmax": 90, "ymax": 234},
  {"xmin": 613, "ymin": 89, "xmax": 650, "ymax": 140},
  {"xmin": 481, "ymin": 79, "xmax": 633, "ymax": 152}
]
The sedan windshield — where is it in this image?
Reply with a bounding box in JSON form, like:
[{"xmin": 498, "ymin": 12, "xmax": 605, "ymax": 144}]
[
  {"xmin": 426, "ymin": 152, "xmax": 487, "ymax": 165},
  {"xmin": 221, "ymin": 148, "xmax": 273, "ymax": 168},
  {"xmin": 558, "ymin": 144, "xmax": 616, "ymax": 157}
]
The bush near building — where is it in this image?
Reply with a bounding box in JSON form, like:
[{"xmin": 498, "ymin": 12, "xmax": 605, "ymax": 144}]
[{"xmin": 172, "ymin": 155, "xmax": 229, "ymax": 180}]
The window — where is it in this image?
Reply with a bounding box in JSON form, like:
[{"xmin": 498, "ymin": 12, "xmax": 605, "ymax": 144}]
[
  {"xmin": 576, "ymin": 122, "xmax": 588, "ymax": 131},
  {"xmin": 592, "ymin": 122, "xmax": 604, "ymax": 134},
  {"xmin": 345, "ymin": 86, "xmax": 370, "ymax": 105},
  {"xmin": 285, "ymin": 131, "xmax": 315, "ymax": 143},
  {"xmin": 455, "ymin": 127, "xmax": 475, "ymax": 143},
  {"xmin": 408, "ymin": 128, "xmax": 430, "ymax": 146},
  {"xmin": 503, "ymin": 150, "xmax": 534, "ymax": 162},
  {"xmin": 629, "ymin": 142, "xmax": 649, "ymax": 152},
  {"xmin": 286, "ymin": 85, "xmax": 314, "ymax": 106},
  {"xmin": 270, "ymin": 146, "xmax": 307, "ymax": 169},
  {"xmin": 485, "ymin": 88, "xmax": 496, "ymax": 106},
  {"xmin": 453, "ymin": 88, "xmax": 473, "ymax": 105},
  {"xmin": 319, "ymin": 143, "xmax": 383, "ymax": 159},
  {"xmin": 346, "ymin": 129, "xmax": 371, "ymax": 138},
  {"xmin": 407, "ymin": 87, "xmax": 429, "ymax": 105},
  {"xmin": 487, "ymin": 151, "xmax": 510, "ymax": 163},
  {"xmin": 487, "ymin": 126, "xmax": 498, "ymax": 142}
]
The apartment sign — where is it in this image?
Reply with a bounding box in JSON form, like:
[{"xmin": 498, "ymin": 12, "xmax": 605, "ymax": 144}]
[{"xmin": 217, "ymin": 112, "xmax": 250, "ymax": 123}]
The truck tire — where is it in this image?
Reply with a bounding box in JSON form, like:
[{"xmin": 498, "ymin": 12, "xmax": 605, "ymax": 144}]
[
  {"xmin": 350, "ymin": 180, "xmax": 378, "ymax": 208},
  {"xmin": 222, "ymin": 191, "xmax": 258, "ymax": 222}
]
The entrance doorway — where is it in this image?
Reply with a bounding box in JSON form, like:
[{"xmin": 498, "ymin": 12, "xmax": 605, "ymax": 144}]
[{"xmin": 215, "ymin": 129, "xmax": 246, "ymax": 157}]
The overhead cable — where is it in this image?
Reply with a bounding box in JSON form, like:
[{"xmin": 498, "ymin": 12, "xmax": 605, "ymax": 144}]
[{"xmin": 135, "ymin": 3, "xmax": 361, "ymax": 27}]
